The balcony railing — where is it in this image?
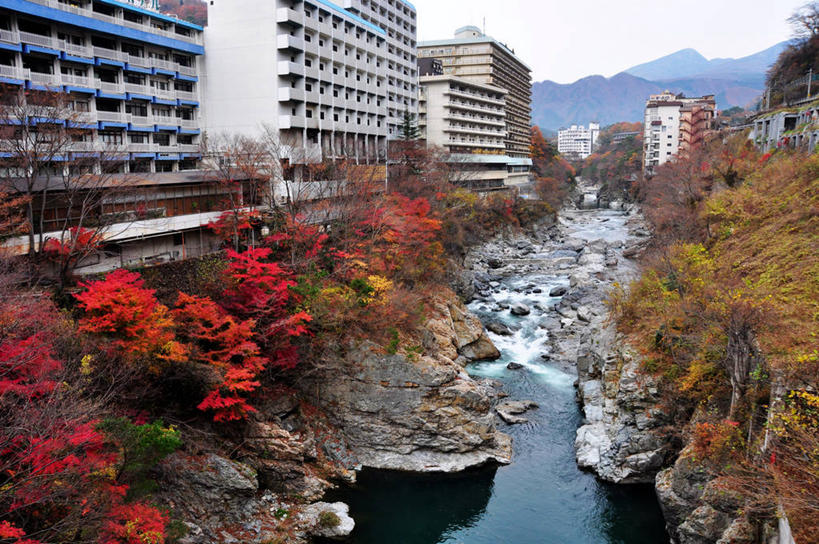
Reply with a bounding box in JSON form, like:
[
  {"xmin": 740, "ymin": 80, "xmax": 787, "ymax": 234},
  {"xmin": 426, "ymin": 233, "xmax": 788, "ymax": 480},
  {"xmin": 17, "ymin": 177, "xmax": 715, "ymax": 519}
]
[
  {"xmin": 127, "ymin": 114, "xmax": 151, "ymax": 126},
  {"xmin": 177, "ymin": 118, "xmax": 197, "ymax": 129},
  {"xmin": 0, "ymin": 65, "xmax": 27, "ymax": 80},
  {"xmin": 97, "ymin": 111, "xmax": 126, "ymax": 123},
  {"xmin": 125, "ymin": 54, "xmax": 151, "ymax": 68},
  {"xmin": 28, "ymin": 71, "xmax": 62, "ymax": 87},
  {"xmin": 178, "ymin": 143, "xmax": 199, "ymax": 153},
  {"xmin": 150, "ymin": 58, "xmax": 176, "ymax": 72},
  {"xmin": 60, "ymin": 40, "xmax": 92, "ymax": 58},
  {"xmin": 175, "ymin": 89, "xmax": 196, "ymax": 101},
  {"xmin": 62, "ymin": 73, "xmax": 94, "ymax": 87},
  {"xmin": 124, "ymin": 82, "xmax": 150, "ymax": 95},
  {"xmin": 0, "ymin": 29, "xmax": 19, "ymax": 44},
  {"xmin": 177, "ymin": 64, "xmax": 196, "ymax": 77},
  {"xmin": 151, "ymin": 87, "xmax": 175, "ymax": 101},
  {"xmin": 96, "ymin": 80, "xmax": 125, "ymax": 94},
  {"xmin": 19, "ymin": 31, "xmax": 57, "ymax": 48},
  {"xmin": 93, "ymin": 46, "xmax": 127, "ymax": 62},
  {"xmin": 127, "ymin": 143, "xmax": 157, "ymax": 153}
]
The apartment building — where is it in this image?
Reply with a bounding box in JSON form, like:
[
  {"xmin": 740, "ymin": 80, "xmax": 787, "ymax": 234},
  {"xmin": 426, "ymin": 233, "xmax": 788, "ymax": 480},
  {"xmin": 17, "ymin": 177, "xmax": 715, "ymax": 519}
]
[
  {"xmin": 419, "ymin": 26, "xmax": 532, "ymax": 160},
  {"xmin": 419, "ymin": 74, "xmax": 515, "ymax": 190},
  {"xmin": 204, "ymin": 0, "xmax": 417, "ymax": 164},
  {"xmin": 643, "ymin": 91, "xmax": 715, "ymax": 174},
  {"xmin": 0, "ymin": 0, "xmax": 230, "ymax": 272},
  {"xmin": 0, "ymin": 0, "xmax": 204, "ymax": 173},
  {"xmin": 557, "ymin": 123, "xmax": 599, "ymax": 159}
]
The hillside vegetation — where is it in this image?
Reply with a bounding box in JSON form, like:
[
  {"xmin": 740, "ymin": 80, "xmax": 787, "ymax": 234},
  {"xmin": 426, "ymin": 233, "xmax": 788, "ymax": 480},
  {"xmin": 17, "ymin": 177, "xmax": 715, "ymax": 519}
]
[{"xmin": 613, "ymin": 138, "xmax": 818, "ymax": 539}]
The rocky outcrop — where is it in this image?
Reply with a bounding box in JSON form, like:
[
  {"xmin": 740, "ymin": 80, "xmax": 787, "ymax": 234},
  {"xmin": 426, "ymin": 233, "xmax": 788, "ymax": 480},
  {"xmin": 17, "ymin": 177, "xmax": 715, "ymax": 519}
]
[
  {"xmin": 303, "ymin": 291, "xmax": 511, "ymax": 473},
  {"xmin": 298, "ymin": 502, "xmax": 355, "ymax": 540},
  {"xmin": 157, "ymin": 452, "xmax": 352, "ymax": 544},
  {"xmin": 574, "ymin": 323, "xmax": 674, "ymax": 483}
]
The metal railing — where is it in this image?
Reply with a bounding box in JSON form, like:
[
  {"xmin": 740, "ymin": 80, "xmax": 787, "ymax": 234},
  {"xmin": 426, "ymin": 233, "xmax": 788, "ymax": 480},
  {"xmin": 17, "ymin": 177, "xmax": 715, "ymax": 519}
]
[
  {"xmin": 19, "ymin": 31, "xmax": 57, "ymax": 48},
  {"xmin": 62, "ymin": 73, "xmax": 94, "ymax": 87},
  {"xmin": 96, "ymin": 80, "xmax": 125, "ymax": 94}
]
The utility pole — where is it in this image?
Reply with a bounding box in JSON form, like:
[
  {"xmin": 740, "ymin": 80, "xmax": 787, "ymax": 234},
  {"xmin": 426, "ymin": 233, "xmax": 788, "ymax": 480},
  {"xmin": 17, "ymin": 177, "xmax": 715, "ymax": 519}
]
[{"xmin": 808, "ymin": 68, "xmax": 813, "ymax": 99}]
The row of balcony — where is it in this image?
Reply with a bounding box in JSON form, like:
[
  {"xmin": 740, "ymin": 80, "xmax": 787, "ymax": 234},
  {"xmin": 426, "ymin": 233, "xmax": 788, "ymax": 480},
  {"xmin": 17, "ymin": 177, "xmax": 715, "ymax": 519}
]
[
  {"xmin": 3, "ymin": 31, "xmax": 198, "ymax": 76},
  {"xmin": 94, "ymin": 111, "xmax": 198, "ymax": 127},
  {"xmin": 0, "ymin": 65, "xmax": 198, "ymax": 101},
  {"xmin": 278, "ymin": 114, "xmax": 383, "ymax": 134},
  {"xmin": 24, "ymin": 0, "xmax": 203, "ymax": 45},
  {"xmin": 67, "ymin": 141, "xmax": 200, "ymax": 154}
]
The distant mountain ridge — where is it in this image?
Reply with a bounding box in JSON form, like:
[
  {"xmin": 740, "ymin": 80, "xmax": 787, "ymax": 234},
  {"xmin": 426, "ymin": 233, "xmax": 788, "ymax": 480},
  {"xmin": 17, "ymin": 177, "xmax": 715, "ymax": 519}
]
[{"xmin": 533, "ymin": 42, "xmax": 787, "ymax": 132}]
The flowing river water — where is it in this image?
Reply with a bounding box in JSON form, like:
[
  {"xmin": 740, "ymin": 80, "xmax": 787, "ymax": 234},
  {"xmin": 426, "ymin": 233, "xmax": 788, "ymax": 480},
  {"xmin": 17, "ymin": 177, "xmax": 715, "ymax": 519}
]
[{"xmin": 324, "ymin": 205, "xmax": 669, "ymax": 543}]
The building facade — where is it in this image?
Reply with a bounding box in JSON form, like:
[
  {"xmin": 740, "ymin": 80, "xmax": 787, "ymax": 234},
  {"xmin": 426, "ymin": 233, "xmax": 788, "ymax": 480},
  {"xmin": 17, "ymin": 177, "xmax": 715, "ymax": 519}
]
[
  {"xmin": 557, "ymin": 123, "xmax": 599, "ymax": 159},
  {"xmin": 418, "ymin": 26, "xmax": 532, "ymax": 159},
  {"xmin": 643, "ymin": 91, "xmax": 715, "ymax": 174},
  {"xmin": 0, "ymin": 0, "xmax": 205, "ymax": 173},
  {"xmin": 204, "ymin": 0, "xmax": 417, "ymax": 164},
  {"xmin": 419, "ymin": 74, "xmax": 515, "ymax": 190}
]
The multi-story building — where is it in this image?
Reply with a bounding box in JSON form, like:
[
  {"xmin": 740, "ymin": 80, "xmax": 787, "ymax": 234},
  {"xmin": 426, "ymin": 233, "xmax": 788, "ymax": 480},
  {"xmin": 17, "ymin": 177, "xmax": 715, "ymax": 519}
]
[
  {"xmin": 643, "ymin": 91, "xmax": 714, "ymax": 174},
  {"xmin": 557, "ymin": 123, "xmax": 599, "ymax": 159},
  {"xmin": 0, "ymin": 0, "xmax": 230, "ymax": 271},
  {"xmin": 419, "ymin": 74, "xmax": 513, "ymax": 190},
  {"xmin": 341, "ymin": 0, "xmax": 417, "ymax": 140},
  {"xmin": 0, "ymin": 0, "xmax": 205, "ymax": 173},
  {"xmin": 419, "ymin": 26, "xmax": 532, "ymax": 160},
  {"xmin": 204, "ymin": 0, "xmax": 417, "ymax": 164}
]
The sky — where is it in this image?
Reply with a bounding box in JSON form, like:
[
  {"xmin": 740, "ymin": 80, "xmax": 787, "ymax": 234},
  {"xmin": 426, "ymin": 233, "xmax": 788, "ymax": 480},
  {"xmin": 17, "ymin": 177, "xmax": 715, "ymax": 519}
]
[{"xmin": 410, "ymin": 0, "xmax": 805, "ymax": 84}]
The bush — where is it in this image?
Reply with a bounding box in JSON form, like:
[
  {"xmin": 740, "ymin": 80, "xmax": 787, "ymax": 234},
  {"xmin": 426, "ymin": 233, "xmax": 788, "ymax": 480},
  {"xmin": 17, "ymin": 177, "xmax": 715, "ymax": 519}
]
[{"xmin": 318, "ymin": 510, "xmax": 341, "ymax": 528}]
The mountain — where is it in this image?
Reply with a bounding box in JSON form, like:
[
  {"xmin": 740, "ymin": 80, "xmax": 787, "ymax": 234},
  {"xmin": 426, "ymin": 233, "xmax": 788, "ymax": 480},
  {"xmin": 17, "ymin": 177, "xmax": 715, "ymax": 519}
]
[
  {"xmin": 533, "ymin": 42, "xmax": 788, "ymax": 132},
  {"xmin": 625, "ymin": 48, "xmax": 713, "ymax": 81}
]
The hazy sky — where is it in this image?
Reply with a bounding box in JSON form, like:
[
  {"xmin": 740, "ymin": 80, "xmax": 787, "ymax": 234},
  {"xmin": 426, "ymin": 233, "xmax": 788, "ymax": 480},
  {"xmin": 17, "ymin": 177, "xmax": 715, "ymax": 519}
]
[{"xmin": 411, "ymin": 0, "xmax": 805, "ymax": 83}]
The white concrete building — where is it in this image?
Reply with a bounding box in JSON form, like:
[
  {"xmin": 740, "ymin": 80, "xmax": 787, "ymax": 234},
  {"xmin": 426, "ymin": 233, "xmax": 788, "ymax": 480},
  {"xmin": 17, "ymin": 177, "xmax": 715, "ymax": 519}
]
[
  {"xmin": 557, "ymin": 123, "xmax": 599, "ymax": 159},
  {"xmin": 643, "ymin": 91, "xmax": 715, "ymax": 173},
  {"xmin": 204, "ymin": 0, "xmax": 417, "ymax": 164},
  {"xmin": 419, "ymin": 74, "xmax": 530, "ymax": 190}
]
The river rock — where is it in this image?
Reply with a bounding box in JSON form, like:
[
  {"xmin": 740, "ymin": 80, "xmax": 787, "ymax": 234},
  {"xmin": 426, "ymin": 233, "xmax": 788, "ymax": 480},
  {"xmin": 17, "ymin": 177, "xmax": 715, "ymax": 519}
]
[
  {"xmin": 299, "ymin": 502, "xmax": 355, "ymax": 539},
  {"xmin": 576, "ymin": 306, "xmax": 593, "ymax": 323},
  {"xmin": 486, "ymin": 321, "xmax": 513, "ymax": 336},
  {"xmin": 506, "ymin": 362, "xmax": 524, "ymax": 370},
  {"xmin": 538, "ymin": 317, "xmax": 561, "ymax": 330},
  {"xmin": 487, "ymin": 257, "xmax": 504, "ymax": 269},
  {"xmin": 496, "ymin": 400, "xmax": 539, "ymax": 424},
  {"xmin": 510, "ymin": 303, "xmax": 531, "ymax": 316},
  {"xmin": 549, "ymin": 285, "xmax": 568, "ymax": 296}
]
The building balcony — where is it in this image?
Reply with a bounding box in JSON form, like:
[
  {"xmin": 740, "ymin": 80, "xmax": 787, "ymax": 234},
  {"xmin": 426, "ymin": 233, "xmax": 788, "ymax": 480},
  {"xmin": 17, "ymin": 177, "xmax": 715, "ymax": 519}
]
[
  {"xmin": 278, "ymin": 87, "xmax": 305, "ymax": 102},
  {"xmin": 0, "ymin": 65, "xmax": 27, "ymax": 81},
  {"xmin": 152, "ymin": 88, "xmax": 176, "ymax": 101},
  {"xmin": 28, "ymin": 71, "xmax": 62, "ymax": 87},
  {"xmin": 69, "ymin": 141, "xmax": 103, "ymax": 152},
  {"xmin": 151, "ymin": 58, "xmax": 176, "ymax": 72},
  {"xmin": 93, "ymin": 46, "xmax": 127, "ymax": 62},
  {"xmin": 276, "ymin": 34, "xmax": 303, "ymax": 50},
  {"xmin": 60, "ymin": 40, "xmax": 92, "ymax": 58},
  {"xmin": 177, "ymin": 118, "xmax": 197, "ymax": 129},
  {"xmin": 127, "ymin": 114, "xmax": 151, "ymax": 126},
  {"xmin": 127, "ymin": 143, "xmax": 158, "ymax": 153},
  {"xmin": 278, "ymin": 61, "xmax": 304, "ymax": 77},
  {"xmin": 276, "ymin": 8, "xmax": 304, "ymax": 27},
  {"xmin": 175, "ymin": 89, "xmax": 196, "ymax": 101},
  {"xmin": 19, "ymin": 31, "xmax": 57, "ymax": 49},
  {"xmin": 0, "ymin": 29, "xmax": 18, "ymax": 44},
  {"xmin": 124, "ymin": 82, "xmax": 151, "ymax": 95},
  {"xmin": 62, "ymin": 73, "xmax": 94, "ymax": 88},
  {"xmin": 178, "ymin": 143, "xmax": 199, "ymax": 153},
  {"xmin": 126, "ymin": 54, "xmax": 152, "ymax": 68},
  {"xmin": 96, "ymin": 80, "xmax": 125, "ymax": 94},
  {"xmin": 177, "ymin": 64, "xmax": 196, "ymax": 77},
  {"xmin": 97, "ymin": 111, "xmax": 126, "ymax": 123}
]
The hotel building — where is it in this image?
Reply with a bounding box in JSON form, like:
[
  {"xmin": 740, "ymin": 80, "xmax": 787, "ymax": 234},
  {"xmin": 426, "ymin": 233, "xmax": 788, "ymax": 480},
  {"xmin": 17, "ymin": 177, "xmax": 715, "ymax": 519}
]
[
  {"xmin": 643, "ymin": 91, "xmax": 715, "ymax": 174},
  {"xmin": 203, "ymin": 0, "xmax": 418, "ymax": 163},
  {"xmin": 557, "ymin": 123, "xmax": 600, "ymax": 159}
]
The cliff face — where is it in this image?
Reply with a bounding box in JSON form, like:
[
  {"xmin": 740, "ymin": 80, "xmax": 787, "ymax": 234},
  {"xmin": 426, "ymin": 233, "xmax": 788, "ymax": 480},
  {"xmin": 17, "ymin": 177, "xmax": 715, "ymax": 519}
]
[
  {"xmin": 303, "ymin": 290, "xmax": 511, "ymax": 472},
  {"xmin": 574, "ymin": 324, "xmax": 673, "ymax": 483}
]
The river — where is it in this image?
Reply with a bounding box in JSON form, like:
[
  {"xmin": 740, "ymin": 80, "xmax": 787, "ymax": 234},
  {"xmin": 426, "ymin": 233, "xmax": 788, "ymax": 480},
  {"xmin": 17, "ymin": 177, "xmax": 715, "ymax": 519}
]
[{"xmin": 323, "ymin": 205, "xmax": 669, "ymax": 544}]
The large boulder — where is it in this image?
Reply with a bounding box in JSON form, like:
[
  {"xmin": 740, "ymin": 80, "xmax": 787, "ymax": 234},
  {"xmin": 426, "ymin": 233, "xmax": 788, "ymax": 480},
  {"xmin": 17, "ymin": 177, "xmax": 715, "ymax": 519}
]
[
  {"xmin": 299, "ymin": 502, "xmax": 355, "ymax": 540},
  {"xmin": 510, "ymin": 303, "xmax": 531, "ymax": 316}
]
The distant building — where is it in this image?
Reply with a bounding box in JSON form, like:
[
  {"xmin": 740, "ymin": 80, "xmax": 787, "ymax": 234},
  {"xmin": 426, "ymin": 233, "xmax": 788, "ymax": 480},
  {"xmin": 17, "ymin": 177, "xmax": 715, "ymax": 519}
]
[
  {"xmin": 643, "ymin": 91, "xmax": 715, "ymax": 174},
  {"xmin": 557, "ymin": 123, "xmax": 600, "ymax": 159},
  {"xmin": 420, "ymin": 74, "xmax": 528, "ymax": 190},
  {"xmin": 752, "ymin": 104, "xmax": 819, "ymax": 152},
  {"xmin": 418, "ymin": 57, "xmax": 443, "ymax": 76},
  {"xmin": 419, "ymin": 26, "xmax": 532, "ymax": 159}
]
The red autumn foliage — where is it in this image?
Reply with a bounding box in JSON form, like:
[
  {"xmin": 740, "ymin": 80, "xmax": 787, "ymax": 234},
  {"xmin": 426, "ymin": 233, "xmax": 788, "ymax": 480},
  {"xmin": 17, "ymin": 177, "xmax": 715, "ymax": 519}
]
[
  {"xmin": 42, "ymin": 227, "xmax": 98, "ymax": 259},
  {"xmin": 174, "ymin": 293, "xmax": 268, "ymax": 422},
  {"xmin": 0, "ymin": 333, "xmax": 61, "ymax": 397},
  {"xmin": 99, "ymin": 502, "xmax": 168, "ymax": 544},
  {"xmin": 75, "ymin": 270, "xmax": 185, "ymax": 366}
]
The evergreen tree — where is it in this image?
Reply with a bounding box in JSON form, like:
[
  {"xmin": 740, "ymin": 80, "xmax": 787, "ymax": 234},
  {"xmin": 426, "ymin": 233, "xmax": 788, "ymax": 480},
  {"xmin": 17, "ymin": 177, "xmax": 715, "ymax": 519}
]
[{"xmin": 400, "ymin": 108, "xmax": 420, "ymax": 141}]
